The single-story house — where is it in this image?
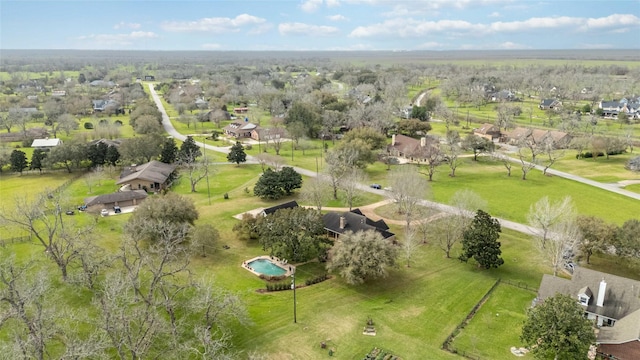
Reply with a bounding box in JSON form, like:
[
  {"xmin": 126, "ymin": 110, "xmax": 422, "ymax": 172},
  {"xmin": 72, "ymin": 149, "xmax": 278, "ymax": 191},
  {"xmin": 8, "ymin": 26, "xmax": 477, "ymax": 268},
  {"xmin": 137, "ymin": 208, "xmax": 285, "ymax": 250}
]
[
  {"xmin": 116, "ymin": 160, "xmax": 177, "ymax": 192},
  {"xmin": 144, "ymin": 75, "xmax": 155, "ymax": 81},
  {"xmin": 84, "ymin": 190, "xmax": 148, "ymax": 212},
  {"xmin": 233, "ymin": 107, "xmax": 249, "ymax": 114},
  {"xmin": 489, "ymin": 90, "xmax": 518, "ymax": 102},
  {"xmin": 505, "ymin": 127, "xmax": 571, "ymax": 148},
  {"xmin": 51, "ymin": 90, "xmax": 66, "ymax": 97},
  {"xmin": 539, "ymin": 98, "xmax": 562, "ymax": 110},
  {"xmin": 387, "ymin": 134, "xmax": 438, "ymax": 163},
  {"xmin": 536, "ymin": 267, "xmax": 640, "ymax": 360},
  {"xmin": 323, "ymin": 209, "xmax": 395, "ymax": 241},
  {"xmin": 473, "ymin": 123, "xmax": 502, "ymax": 141},
  {"xmin": 92, "ymin": 99, "xmax": 119, "ymax": 112},
  {"xmin": 195, "ymin": 98, "xmax": 208, "ymax": 108},
  {"xmin": 223, "ymin": 121, "xmax": 258, "ymax": 138},
  {"xmin": 90, "ymin": 80, "xmax": 116, "ymax": 87},
  {"xmin": 31, "ymin": 138, "xmax": 62, "ymax": 149},
  {"xmin": 261, "ymin": 201, "xmax": 299, "ymax": 216},
  {"xmin": 251, "ymin": 127, "xmax": 287, "ymax": 142}
]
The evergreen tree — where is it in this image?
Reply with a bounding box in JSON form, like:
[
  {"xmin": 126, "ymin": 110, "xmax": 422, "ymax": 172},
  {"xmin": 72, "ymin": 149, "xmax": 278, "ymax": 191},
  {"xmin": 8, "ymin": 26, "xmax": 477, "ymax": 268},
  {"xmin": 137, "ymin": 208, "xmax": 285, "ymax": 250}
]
[
  {"xmin": 105, "ymin": 145, "xmax": 120, "ymax": 166},
  {"xmin": 10, "ymin": 150, "xmax": 28, "ymax": 174},
  {"xmin": 87, "ymin": 142, "xmax": 108, "ymax": 167},
  {"xmin": 459, "ymin": 210, "xmax": 504, "ymax": 269},
  {"xmin": 179, "ymin": 136, "xmax": 201, "ymax": 162},
  {"xmin": 30, "ymin": 149, "xmax": 47, "ymax": 173},
  {"xmin": 227, "ymin": 142, "xmax": 246, "ymax": 165},
  {"xmin": 253, "ymin": 168, "xmax": 284, "ymax": 200},
  {"xmin": 160, "ymin": 137, "xmax": 179, "ymax": 164},
  {"xmin": 279, "ymin": 167, "xmax": 302, "ymax": 194}
]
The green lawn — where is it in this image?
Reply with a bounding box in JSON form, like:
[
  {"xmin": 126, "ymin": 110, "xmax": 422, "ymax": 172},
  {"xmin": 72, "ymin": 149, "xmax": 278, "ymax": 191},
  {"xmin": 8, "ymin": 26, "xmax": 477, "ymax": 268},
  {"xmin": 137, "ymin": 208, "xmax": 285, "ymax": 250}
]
[{"xmin": 425, "ymin": 157, "xmax": 640, "ymax": 225}]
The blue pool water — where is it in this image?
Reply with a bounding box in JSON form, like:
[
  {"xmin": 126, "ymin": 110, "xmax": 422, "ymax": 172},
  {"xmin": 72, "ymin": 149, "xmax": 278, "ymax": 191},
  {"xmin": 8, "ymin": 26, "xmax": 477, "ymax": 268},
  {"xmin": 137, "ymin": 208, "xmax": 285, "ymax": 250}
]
[{"xmin": 248, "ymin": 259, "xmax": 287, "ymax": 276}]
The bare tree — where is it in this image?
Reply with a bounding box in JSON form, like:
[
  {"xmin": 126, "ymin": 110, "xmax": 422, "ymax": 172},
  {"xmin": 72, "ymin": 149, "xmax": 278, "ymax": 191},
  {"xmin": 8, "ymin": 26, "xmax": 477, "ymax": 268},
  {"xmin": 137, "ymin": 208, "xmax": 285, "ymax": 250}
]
[
  {"xmin": 443, "ymin": 135, "xmax": 462, "ymax": 177},
  {"xmin": 434, "ymin": 190, "xmax": 487, "ymax": 258},
  {"xmin": 540, "ymin": 220, "xmax": 581, "ymax": 277},
  {"xmin": 402, "ymin": 228, "xmax": 420, "ymax": 268},
  {"xmin": 300, "ymin": 177, "xmax": 332, "ymax": 211},
  {"xmin": 387, "ymin": 166, "xmax": 429, "ymax": 228},
  {"xmin": 491, "ymin": 151, "xmax": 512, "ymax": 177},
  {"xmin": 0, "ymin": 257, "xmax": 57, "ymax": 360},
  {"xmin": 517, "ymin": 146, "xmax": 538, "ymax": 180},
  {"xmin": 416, "ymin": 142, "xmax": 444, "ymax": 181},
  {"xmin": 340, "ymin": 168, "xmax": 366, "ymax": 211},
  {"xmin": 527, "ymin": 196, "xmax": 575, "ymax": 249},
  {"xmin": 540, "ymin": 138, "xmax": 565, "ymax": 175},
  {"xmin": 0, "ymin": 192, "xmax": 93, "ymax": 281}
]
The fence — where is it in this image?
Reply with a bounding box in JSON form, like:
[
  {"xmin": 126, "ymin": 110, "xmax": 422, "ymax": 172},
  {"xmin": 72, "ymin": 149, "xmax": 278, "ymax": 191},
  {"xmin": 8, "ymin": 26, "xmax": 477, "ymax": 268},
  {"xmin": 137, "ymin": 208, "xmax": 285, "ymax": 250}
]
[
  {"xmin": 0, "ymin": 235, "xmax": 32, "ymax": 247},
  {"xmin": 441, "ymin": 279, "xmax": 502, "ymax": 359},
  {"xmin": 501, "ymin": 279, "xmax": 538, "ymax": 293}
]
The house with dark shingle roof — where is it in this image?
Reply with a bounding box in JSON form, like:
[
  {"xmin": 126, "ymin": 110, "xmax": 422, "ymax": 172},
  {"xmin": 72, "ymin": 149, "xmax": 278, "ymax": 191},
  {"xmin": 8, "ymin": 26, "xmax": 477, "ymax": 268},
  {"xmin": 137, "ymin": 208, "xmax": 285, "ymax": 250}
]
[
  {"xmin": 261, "ymin": 201, "xmax": 299, "ymax": 216},
  {"xmin": 539, "ymin": 98, "xmax": 562, "ymax": 110},
  {"xmin": 323, "ymin": 209, "xmax": 395, "ymax": 241},
  {"xmin": 116, "ymin": 160, "xmax": 176, "ymax": 192},
  {"xmin": 84, "ymin": 190, "xmax": 148, "ymax": 212},
  {"xmin": 537, "ymin": 267, "xmax": 640, "ymax": 360}
]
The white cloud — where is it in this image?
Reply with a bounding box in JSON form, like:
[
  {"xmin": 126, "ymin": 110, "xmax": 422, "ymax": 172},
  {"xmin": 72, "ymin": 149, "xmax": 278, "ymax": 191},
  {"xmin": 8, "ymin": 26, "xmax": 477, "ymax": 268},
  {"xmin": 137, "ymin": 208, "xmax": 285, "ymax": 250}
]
[
  {"xmin": 113, "ymin": 22, "xmax": 141, "ymax": 30},
  {"xmin": 326, "ymin": 0, "xmax": 341, "ymax": 7},
  {"xmin": 326, "ymin": 43, "xmax": 375, "ymax": 51},
  {"xmin": 350, "ymin": 14, "xmax": 640, "ymax": 39},
  {"xmin": 488, "ymin": 11, "xmax": 501, "ymax": 18},
  {"xmin": 201, "ymin": 43, "xmax": 222, "ymax": 50},
  {"xmin": 327, "ymin": 14, "xmax": 348, "ymax": 21},
  {"xmin": 279, "ymin": 22, "xmax": 340, "ymax": 36},
  {"xmin": 76, "ymin": 31, "xmax": 158, "ymax": 47},
  {"xmin": 161, "ymin": 14, "xmax": 267, "ymax": 33},
  {"xmin": 585, "ymin": 14, "xmax": 640, "ymax": 29},
  {"xmin": 350, "ymin": 18, "xmax": 485, "ymax": 38},
  {"xmin": 301, "ymin": 0, "xmax": 323, "ymax": 12}
]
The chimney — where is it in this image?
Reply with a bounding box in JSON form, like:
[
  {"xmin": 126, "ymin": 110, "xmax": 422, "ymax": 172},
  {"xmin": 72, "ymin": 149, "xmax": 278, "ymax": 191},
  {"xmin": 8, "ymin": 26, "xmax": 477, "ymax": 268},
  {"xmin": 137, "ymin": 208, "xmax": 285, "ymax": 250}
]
[
  {"xmin": 391, "ymin": 134, "xmax": 396, "ymax": 146},
  {"xmin": 420, "ymin": 137, "xmax": 426, "ymax": 147},
  {"xmin": 339, "ymin": 216, "xmax": 346, "ymax": 230},
  {"xmin": 597, "ymin": 279, "xmax": 607, "ymax": 307}
]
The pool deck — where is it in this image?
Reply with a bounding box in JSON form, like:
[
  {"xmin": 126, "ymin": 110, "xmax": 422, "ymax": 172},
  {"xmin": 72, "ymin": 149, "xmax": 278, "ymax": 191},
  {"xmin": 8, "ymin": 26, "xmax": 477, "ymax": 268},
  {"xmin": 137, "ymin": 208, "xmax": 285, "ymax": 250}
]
[{"xmin": 242, "ymin": 255, "xmax": 296, "ymax": 278}]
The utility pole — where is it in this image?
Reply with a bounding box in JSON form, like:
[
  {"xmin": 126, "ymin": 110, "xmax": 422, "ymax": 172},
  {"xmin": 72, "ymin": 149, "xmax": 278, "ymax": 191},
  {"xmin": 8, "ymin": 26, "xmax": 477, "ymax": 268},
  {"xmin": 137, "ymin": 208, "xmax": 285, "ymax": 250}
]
[{"xmin": 291, "ymin": 272, "xmax": 297, "ymax": 323}]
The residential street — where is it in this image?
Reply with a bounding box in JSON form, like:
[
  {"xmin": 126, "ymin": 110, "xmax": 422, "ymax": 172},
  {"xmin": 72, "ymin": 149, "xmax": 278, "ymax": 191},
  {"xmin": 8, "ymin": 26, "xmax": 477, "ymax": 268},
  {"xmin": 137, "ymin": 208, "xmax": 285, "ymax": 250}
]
[{"xmin": 148, "ymin": 83, "xmax": 634, "ymax": 237}]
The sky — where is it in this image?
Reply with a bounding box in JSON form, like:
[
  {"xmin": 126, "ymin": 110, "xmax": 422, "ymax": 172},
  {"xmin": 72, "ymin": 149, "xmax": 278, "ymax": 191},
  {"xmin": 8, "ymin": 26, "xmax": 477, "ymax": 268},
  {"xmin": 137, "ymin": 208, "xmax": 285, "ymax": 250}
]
[{"xmin": 1, "ymin": 0, "xmax": 639, "ymax": 51}]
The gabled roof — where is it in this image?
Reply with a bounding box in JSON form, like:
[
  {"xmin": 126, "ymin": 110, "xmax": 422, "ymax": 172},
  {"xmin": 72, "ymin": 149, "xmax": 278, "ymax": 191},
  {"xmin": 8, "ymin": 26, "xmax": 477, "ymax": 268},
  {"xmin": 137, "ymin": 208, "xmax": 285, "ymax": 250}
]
[
  {"xmin": 262, "ymin": 201, "xmax": 299, "ymax": 215},
  {"xmin": 84, "ymin": 190, "xmax": 148, "ymax": 207},
  {"xmin": 598, "ymin": 308, "xmax": 640, "ymax": 345},
  {"xmin": 388, "ymin": 134, "xmax": 433, "ymax": 157},
  {"xmin": 323, "ymin": 210, "xmax": 394, "ymax": 239},
  {"xmin": 538, "ymin": 267, "xmax": 640, "ymax": 321},
  {"xmin": 117, "ymin": 161, "xmax": 176, "ymax": 185},
  {"xmin": 475, "ymin": 123, "xmax": 501, "ymax": 135},
  {"xmin": 31, "ymin": 138, "xmax": 62, "ymax": 147},
  {"xmin": 223, "ymin": 122, "xmax": 258, "ymax": 132}
]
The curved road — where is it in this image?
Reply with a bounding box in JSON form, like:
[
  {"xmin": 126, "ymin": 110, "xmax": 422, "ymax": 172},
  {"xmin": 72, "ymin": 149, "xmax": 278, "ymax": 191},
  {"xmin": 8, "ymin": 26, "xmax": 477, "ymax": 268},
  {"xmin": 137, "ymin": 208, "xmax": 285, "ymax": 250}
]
[{"xmin": 148, "ymin": 83, "xmax": 632, "ymax": 236}]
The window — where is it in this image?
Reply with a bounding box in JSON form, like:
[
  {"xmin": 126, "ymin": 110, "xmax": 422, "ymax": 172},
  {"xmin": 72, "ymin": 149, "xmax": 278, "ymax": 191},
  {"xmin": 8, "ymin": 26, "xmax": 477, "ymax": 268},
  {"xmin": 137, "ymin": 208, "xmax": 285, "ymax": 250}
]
[{"xmin": 578, "ymin": 295, "xmax": 589, "ymax": 305}]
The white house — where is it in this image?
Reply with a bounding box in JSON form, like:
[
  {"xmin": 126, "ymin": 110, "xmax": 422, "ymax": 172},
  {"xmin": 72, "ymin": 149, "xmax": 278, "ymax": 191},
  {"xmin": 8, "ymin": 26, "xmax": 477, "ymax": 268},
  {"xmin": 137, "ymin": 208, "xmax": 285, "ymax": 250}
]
[{"xmin": 31, "ymin": 138, "xmax": 63, "ymax": 149}]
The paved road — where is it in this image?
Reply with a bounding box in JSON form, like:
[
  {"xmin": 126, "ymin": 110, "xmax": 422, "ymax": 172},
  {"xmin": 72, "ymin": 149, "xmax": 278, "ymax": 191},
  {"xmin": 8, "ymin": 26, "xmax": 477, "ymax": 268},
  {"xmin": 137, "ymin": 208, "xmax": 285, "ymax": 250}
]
[{"xmin": 148, "ymin": 83, "xmax": 626, "ymax": 237}]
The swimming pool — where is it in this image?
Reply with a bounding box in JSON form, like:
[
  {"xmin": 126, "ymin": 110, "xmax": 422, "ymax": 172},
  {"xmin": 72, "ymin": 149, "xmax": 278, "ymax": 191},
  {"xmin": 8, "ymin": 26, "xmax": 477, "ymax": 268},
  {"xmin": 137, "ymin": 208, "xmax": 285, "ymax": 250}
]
[{"xmin": 247, "ymin": 258, "xmax": 287, "ymax": 276}]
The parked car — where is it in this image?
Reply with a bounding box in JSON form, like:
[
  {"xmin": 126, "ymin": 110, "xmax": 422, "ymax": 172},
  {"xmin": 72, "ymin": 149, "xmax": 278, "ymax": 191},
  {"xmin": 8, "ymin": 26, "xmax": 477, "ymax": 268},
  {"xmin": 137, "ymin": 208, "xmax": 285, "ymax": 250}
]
[
  {"xmin": 65, "ymin": 210, "xmax": 74, "ymax": 215},
  {"xmin": 100, "ymin": 209, "xmax": 109, "ymax": 217},
  {"xmin": 370, "ymin": 184, "xmax": 382, "ymax": 189},
  {"xmin": 113, "ymin": 206, "xmax": 122, "ymax": 214}
]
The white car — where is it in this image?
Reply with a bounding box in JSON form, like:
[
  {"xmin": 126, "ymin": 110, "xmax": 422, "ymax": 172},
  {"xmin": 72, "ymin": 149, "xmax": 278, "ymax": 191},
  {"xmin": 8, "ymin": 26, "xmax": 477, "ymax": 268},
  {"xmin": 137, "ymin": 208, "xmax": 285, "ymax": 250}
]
[{"xmin": 100, "ymin": 209, "xmax": 109, "ymax": 217}]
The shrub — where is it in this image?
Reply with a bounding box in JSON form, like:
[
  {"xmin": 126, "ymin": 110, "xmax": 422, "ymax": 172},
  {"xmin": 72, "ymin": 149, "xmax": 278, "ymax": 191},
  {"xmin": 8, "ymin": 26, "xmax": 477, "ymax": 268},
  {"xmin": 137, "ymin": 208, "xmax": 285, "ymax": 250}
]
[
  {"xmin": 21, "ymin": 138, "xmax": 34, "ymax": 148},
  {"xmin": 114, "ymin": 120, "xmax": 123, "ymax": 126},
  {"xmin": 223, "ymin": 193, "xmax": 229, "ymax": 200},
  {"xmin": 84, "ymin": 122, "xmax": 94, "ymax": 129}
]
